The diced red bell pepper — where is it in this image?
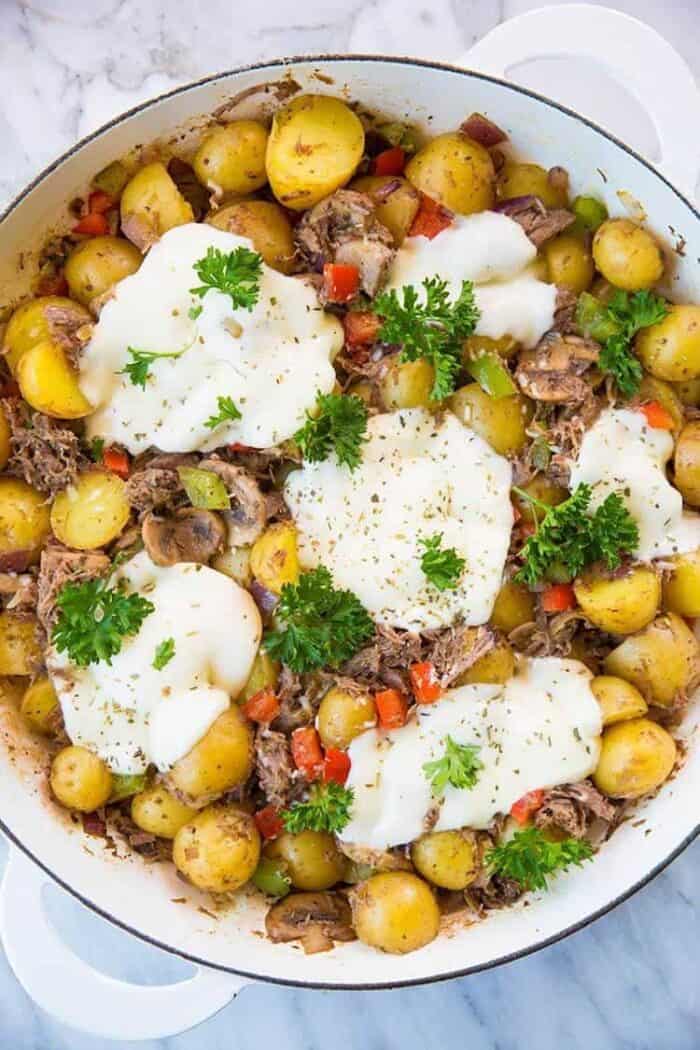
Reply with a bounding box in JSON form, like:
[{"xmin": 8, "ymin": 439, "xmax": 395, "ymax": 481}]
[
  {"xmin": 73, "ymin": 212, "xmax": 109, "ymax": 236},
  {"xmin": 541, "ymin": 582, "xmax": 576, "ymax": 613},
  {"xmin": 323, "ymin": 747, "xmax": 351, "ymax": 785},
  {"xmin": 372, "ymin": 146, "xmax": 406, "ymax": 176},
  {"xmin": 639, "ymin": 400, "xmax": 675, "ymax": 430},
  {"xmin": 228, "ymin": 442, "xmax": 253, "ymax": 453},
  {"xmin": 102, "ymin": 446, "xmax": 130, "ymax": 479},
  {"xmin": 375, "ymin": 688, "xmax": 409, "ymax": 729},
  {"xmin": 408, "ymin": 193, "xmax": 453, "ymax": 240},
  {"xmin": 510, "ymin": 789, "xmax": 545, "ymax": 826},
  {"xmin": 323, "ymin": 263, "xmax": 360, "ymax": 304},
  {"xmin": 254, "ymin": 804, "xmax": 285, "ymax": 840},
  {"xmin": 0, "ymin": 379, "xmax": 21, "ymax": 399},
  {"xmin": 291, "ymin": 726, "xmax": 324, "ymax": 778},
  {"xmin": 242, "ymin": 688, "xmax": 280, "ymax": 724},
  {"xmin": 409, "ymin": 661, "xmax": 443, "ymax": 705},
  {"xmin": 36, "ymin": 272, "xmax": 69, "ymax": 297},
  {"xmin": 88, "ymin": 189, "xmax": 117, "ymax": 214},
  {"xmin": 343, "ymin": 310, "xmax": 382, "ymax": 348}
]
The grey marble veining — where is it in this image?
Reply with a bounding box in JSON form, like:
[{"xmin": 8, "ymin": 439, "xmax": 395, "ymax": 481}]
[{"xmin": 0, "ymin": 0, "xmax": 698, "ymax": 1046}]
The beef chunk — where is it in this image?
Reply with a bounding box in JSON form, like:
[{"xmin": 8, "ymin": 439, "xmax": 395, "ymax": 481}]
[
  {"xmin": 3, "ymin": 399, "xmax": 84, "ymax": 496},
  {"xmin": 37, "ymin": 545, "xmax": 110, "ymax": 630}
]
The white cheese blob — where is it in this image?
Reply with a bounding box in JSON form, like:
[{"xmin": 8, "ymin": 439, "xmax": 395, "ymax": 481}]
[
  {"xmin": 570, "ymin": 407, "xmax": 700, "ymax": 560},
  {"xmin": 48, "ymin": 552, "xmax": 261, "ymax": 774},
  {"xmin": 342, "ymin": 657, "xmax": 602, "ymax": 850},
  {"xmin": 284, "ymin": 407, "xmax": 513, "ymax": 631},
  {"xmin": 80, "ymin": 223, "xmax": 343, "ymax": 454},
  {"xmin": 387, "ymin": 212, "xmax": 557, "ymax": 348}
]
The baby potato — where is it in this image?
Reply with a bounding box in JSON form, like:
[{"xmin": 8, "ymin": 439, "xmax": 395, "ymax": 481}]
[
  {"xmin": 463, "ymin": 333, "xmax": 519, "ymax": 361},
  {"xmin": 604, "ymin": 612, "xmax": 700, "ymax": 707},
  {"xmin": 50, "ymin": 745, "xmax": 113, "ymax": 812},
  {"xmin": 131, "ymin": 785, "xmax": 197, "ymax": 839},
  {"xmin": 573, "ymin": 565, "xmax": 660, "ymax": 635},
  {"xmin": 591, "ymin": 675, "xmax": 648, "ymax": 727},
  {"xmin": 318, "ymin": 685, "xmax": 376, "ymax": 749},
  {"xmin": 411, "ymin": 830, "xmax": 477, "ymax": 890},
  {"xmin": 266, "ymin": 95, "xmax": 365, "ymax": 210},
  {"xmin": 173, "ymin": 804, "xmax": 260, "ymax": 892},
  {"xmin": 405, "ymin": 132, "xmax": 495, "ymax": 215},
  {"xmin": 496, "ymin": 162, "xmax": 568, "ymax": 209},
  {"xmin": 593, "ymin": 718, "xmax": 676, "ymax": 799},
  {"xmin": 194, "ymin": 120, "xmax": 268, "ymax": 194},
  {"xmin": 636, "ymin": 305, "xmax": 700, "ymax": 382},
  {"xmin": 350, "ymin": 175, "xmax": 420, "ymax": 245},
  {"xmin": 543, "ymin": 233, "xmax": 594, "ymax": 293},
  {"xmin": 380, "ymin": 357, "xmax": 435, "ymax": 410},
  {"xmin": 351, "ymin": 872, "xmax": 440, "ymax": 954},
  {"xmin": 674, "ymin": 377, "xmax": 700, "ymax": 406},
  {"xmin": 456, "ymin": 638, "xmax": 515, "ymax": 685},
  {"xmin": 0, "ymin": 477, "xmax": 51, "ymax": 565},
  {"xmin": 239, "ymin": 649, "xmax": 280, "ymax": 702},
  {"xmin": 65, "ymin": 236, "xmax": 141, "ymax": 306},
  {"xmin": 20, "ymin": 675, "xmax": 59, "ymax": 735},
  {"xmin": 17, "ymin": 339, "xmax": 92, "ymax": 419},
  {"xmin": 120, "ymin": 162, "xmax": 194, "ymax": 248},
  {"xmin": 592, "ymin": 219, "xmax": 663, "ymax": 291},
  {"xmin": 212, "ymin": 543, "xmax": 252, "ymax": 588},
  {"xmin": 207, "ymin": 200, "xmax": 295, "ymax": 274},
  {"xmin": 490, "ymin": 579, "xmax": 536, "ymax": 634},
  {"xmin": 0, "ymin": 613, "xmax": 42, "ymax": 675},
  {"xmin": 265, "ymin": 830, "xmax": 345, "ymax": 891},
  {"xmin": 51, "ymin": 470, "xmax": 130, "ymax": 550},
  {"xmin": 663, "ymin": 549, "xmax": 700, "ymax": 617},
  {"xmin": 449, "ymin": 383, "xmax": 533, "ymax": 456},
  {"xmin": 168, "ymin": 704, "xmax": 254, "ymax": 803},
  {"xmin": 637, "ymin": 376, "xmax": 684, "ymax": 435},
  {"xmin": 250, "ymin": 522, "xmax": 300, "ymax": 594},
  {"xmin": 3, "ymin": 296, "xmax": 92, "ymax": 375},
  {"xmin": 674, "ymin": 421, "xmax": 700, "ymax": 506},
  {"xmin": 512, "ymin": 475, "xmax": 567, "ymax": 522}
]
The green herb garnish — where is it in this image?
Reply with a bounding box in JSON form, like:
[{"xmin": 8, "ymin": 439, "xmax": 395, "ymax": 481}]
[
  {"xmin": 204, "ymin": 395, "xmax": 242, "ymax": 430},
  {"xmin": 419, "ymin": 533, "xmax": 466, "ymax": 591},
  {"xmin": 118, "ymin": 346, "xmax": 184, "ymax": 389},
  {"xmin": 486, "ymin": 827, "xmax": 594, "ymax": 892},
  {"xmin": 294, "ymin": 391, "xmax": 368, "ymax": 471},
  {"xmin": 89, "ymin": 437, "xmax": 105, "ymax": 463},
  {"xmin": 373, "ymin": 276, "xmax": 480, "ymax": 400},
  {"xmin": 281, "ymin": 781, "xmax": 354, "ymax": 835},
  {"xmin": 422, "ymin": 736, "xmax": 483, "ymax": 796},
  {"xmin": 264, "ymin": 566, "xmax": 374, "ymax": 673},
  {"xmin": 153, "ymin": 637, "xmax": 175, "ymax": 670},
  {"xmin": 576, "ymin": 289, "xmax": 668, "ymax": 398},
  {"xmin": 177, "ymin": 466, "xmax": 230, "ymax": 510},
  {"xmin": 191, "ymin": 245, "xmax": 262, "ymax": 311},
  {"xmin": 188, "ymin": 304, "xmax": 203, "ymax": 320},
  {"xmin": 52, "ymin": 577, "xmax": 155, "ymax": 667}
]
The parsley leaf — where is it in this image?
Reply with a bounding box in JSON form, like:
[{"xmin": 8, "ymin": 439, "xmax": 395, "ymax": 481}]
[
  {"xmin": 419, "ymin": 533, "xmax": 466, "ymax": 591},
  {"xmin": 118, "ymin": 346, "xmax": 184, "ymax": 389},
  {"xmin": 281, "ymin": 781, "xmax": 354, "ymax": 835},
  {"xmin": 89, "ymin": 437, "xmax": 105, "ymax": 463},
  {"xmin": 576, "ymin": 289, "xmax": 668, "ymax": 398},
  {"xmin": 485, "ymin": 826, "xmax": 594, "ymax": 892},
  {"xmin": 373, "ymin": 277, "xmax": 479, "ymax": 400},
  {"xmin": 153, "ymin": 637, "xmax": 175, "ymax": 670},
  {"xmin": 423, "ymin": 736, "xmax": 483, "ymax": 796},
  {"xmin": 188, "ymin": 304, "xmax": 203, "ymax": 320},
  {"xmin": 294, "ymin": 392, "xmax": 368, "ymax": 471},
  {"xmin": 263, "ymin": 566, "xmax": 374, "ymax": 673},
  {"xmin": 190, "ymin": 246, "xmax": 262, "ymax": 311},
  {"xmin": 204, "ymin": 395, "xmax": 242, "ymax": 430},
  {"xmin": 52, "ymin": 577, "xmax": 155, "ymax": 667}
]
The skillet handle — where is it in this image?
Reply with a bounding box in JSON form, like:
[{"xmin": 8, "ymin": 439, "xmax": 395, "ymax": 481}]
[
  {"xmin": 0, "ymin": 846, "xmax": 247, "ymax": 1040},
  {"xmin": 460, "ymin": 3, "xmax": 700, "ymax": 201}
]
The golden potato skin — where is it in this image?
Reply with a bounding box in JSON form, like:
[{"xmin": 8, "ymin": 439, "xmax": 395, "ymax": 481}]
[
  {"xmin": 168, "ymin": 705, "xmax": 254, "ymax": 803},
  {"xmin": 239, "ymin": 649, "xmax": 280, "ymax": 703},
  {"xmin": 120, "ymin": 162, "xmax": 194, "ymax": 245},
  {"xmin": 350, "ymin": 175, "xmax": 420, "ymax": 245},
  {"xmin": 411, "ymin": 830, "xmax": 477, "ymax": 890},
  {"xmin": 456, "ymin": 639, "xmax": 515, "ymax": 685},
  {"xmin": 250, "ymin": 522, "xmax": 300, "ymax": 594},
  {"xmin": 591, "ymin": 675, "xmax": 648, "ymax": 727},
  {"xmin": 638, "ymin": 376, "xmax": 684, "ymax": 435},
  {"xmin": 663, "ymin": 549, "xmax": 700, "ymax": 617},
  {"xmin": 351, "ymin": 872, "xmax": 440, "ymax": 954},
  {"xmin": 194, "ymin": 120, "xmax": 268, "ymax": 194},
  {"xmin": 17, "ymin": 340, "xmax": 93, "ymax": 419},
  {"xmin": 51, "ymin": 470, "xmax": 130, "ymax": 550},
  {"xmin": 573, "ymin": 565, "xmax": 660, "ymax": 635},
  {"xmin": 318, "ymin": 685, "xmax": 376, "ymax": 749},
  {"xmin": 592, "ymin": 219, "xmax": 663, "ymax": 291},
  {"xmin": 50, "ymin": 745, "xmax": 113, "ymax": 812},
  {"xmin": 380, "ymin": 358, "xmax": 435, "ymax": 410},
  {"xmin": 3, "ymin": 296, "xmax": 91, "ymax": 375},
  {"xmin": 512, "ymin": 475, "xmax": 567, "ymax": 522},
  {"xmin": 593, "ymin": 718, "xmax": 676, "ymax": 799},
  {"xmin": 674, "ymin": 377, "xmax": 700, "ymax": 406},
  {"xmin": 497, "ymin": 162, "xmax": 568, "ymax": 209},
  {"xmin": 207, "ymin": 200, "xmax": 295, "ymax": 274},
  {"xmin": 636, "ymin": 305, "xmax": 700, "ymax": 382},
  {"xmin": 0, "ymin": 477, "xmax": 51, "ymax": 565},
  {"xmin": 0, "ymin": 614, "xmax": 42, "ymax": 675},
  {"xmin": 265, "ymin": 830, "xmax": 345, "ymax": 891},
  {"xmin": 266, "ymin": 95, "xmax": 365, "ymax": 210},
  {"xmin": 449, "ymin": 383, "xmax": 533, "ymax": 456},
  {"xmin": 604, "ymin": 612, "xmax": 700, "ymax": 707},
  {"xmin": 405, "ymin": 132, "xmax": 495, "ymax": 215},
  {"xmin": 65, "ymin": 236, "xmax": 141, "ymax": 306},
  {"xmin": 490, "ymin": 580, "xmax": 536, "ymax": 634},
  {"xmin": 173, "ymin": 805, "xmax": 260, "ymax": 892},
  {"xmin": 674, "ymin": 422, "xmax": 700, "ymax": 506},
  {"xmin": 543, "ymin": 233, "xmax": 594, "ymax": 293},
  {"xmin": 20, "ymin": 676, "xmax": 59, "ymax": 734},
  {"xmin": 212, "ymin": 543, "xmax": 252, "ymax": 588},
  {"xmin": 131, "ymin": 786, "xmax": 197, "ymax": 839}
]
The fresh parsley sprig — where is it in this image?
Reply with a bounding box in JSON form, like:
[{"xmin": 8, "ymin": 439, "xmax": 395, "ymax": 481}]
[
  {"xmin": 118, "ymin": 346, "xmax": 184, "ymax": 389},
  {"xmin": 294, "ymin": 392, "xmax": 368, "ymax": 471},
  {"xmin": 281, "ymin": 781, "xmax": 354, "ymax": 835},
  {"xmin": 576, "ymin": 289, "xmax": 668, "ymax": 398},
  {"xmin": 263, "ymin": 566, "xmax": 374, "ymax": 673},
  {"xmin": 373, "ymin": 276, "xmax": 480, "ymax": 400},
  {"xmin": 419, "ymin": 533, "xmax": 466, "ymax": 591},
  {"xmin": 514, "ymin": 483, "xmax": 639, "ymax": 587},
  {"xmin": 204, "ymin": 395, "xmax": 242, "ymax": 430},
  {"xmin": 52, "ymin": 577, "xmax": 155, "ymax": 667},
  {"xmin": 485, "ymin": 826, "xmax": 594, "ymax": 892},
  {"xmin": 191, "ymin": 245, "xmax": 262, "ymax": 311},
  {"xmin": 423, "ymin": 736, "xmax": 483, "ymax": 796},
  {"xmin": 153, "ymin": 638, "xmax": 175, "ymax": 670}
]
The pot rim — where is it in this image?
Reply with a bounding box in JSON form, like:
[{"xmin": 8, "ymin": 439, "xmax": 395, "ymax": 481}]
[{"xmin": 1, "ymin": 51, "xmax": 698, "ymax": 990}]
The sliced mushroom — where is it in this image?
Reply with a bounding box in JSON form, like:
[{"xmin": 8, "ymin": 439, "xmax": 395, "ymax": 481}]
[
  {"xmin": 265, "ymin": 892, "xmax": 356, "ymax": 954},
  {"xmin": 516, "ymin": 333, "xmax": 600, "ymax": 404},
  {"xmin": 142, "ymin": 508, "xmax": 226, "ymax": 567},
  {"xmin": 198, "ymin": 458, "xmax": 266, "ymax": 546}
]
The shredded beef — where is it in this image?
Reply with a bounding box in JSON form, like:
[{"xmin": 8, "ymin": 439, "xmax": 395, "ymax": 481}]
[
  {"xmin": 254, "ymin": 727, "xmax": 295, "ymax": 808},
  {"xmin": 0, "ymin": 572, "xmax": 38, "ymax": 615},
  {"xmin": 3, "ymin": 399, "xmax": 84, "ymax": 496},
  {"xmin": 535, "ymin": 780, "xmax": 617, "ymax": 839},
  {"xmin": 508, "ymin": 609, "xmax": 585, "ymax": 658},
  {"xmin": 37, "ymin": 545, "xmax": 110, "ymax": 631},
  {"xmin": 554, "ymin": 287, "xmax": 579, "ymax": 333},
  {"xmin": 273, "ymin": 666, "xmax": 319, "ymax": 732},
  {"xmin": 125, "ymin": 452, "xmax": 196, "ymax": 515},
  {"xmin": 426, "ymin": 624, "xmax": 497, "ymax": 688},
  {"xmin": 343, "ymin": 624, "xmax": 421, "ymax": 692},
  {"xmin": 109, "ymin": 807, "xmax": 172, "ymax": 862},
  {"xmin": 496, "ymin": 195, "xmax": 575, "ymax": 247}
]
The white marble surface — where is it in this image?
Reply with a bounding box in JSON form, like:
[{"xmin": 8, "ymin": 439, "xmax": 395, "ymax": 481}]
[{"xmin": 0, "ymin": 0, "xmax": 698, "ymax": 1046}]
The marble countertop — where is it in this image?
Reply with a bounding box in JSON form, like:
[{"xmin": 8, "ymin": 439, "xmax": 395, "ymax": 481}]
[{"xmin": 0, "ymin": 0, "xmax": 698, "ymax": 1047}]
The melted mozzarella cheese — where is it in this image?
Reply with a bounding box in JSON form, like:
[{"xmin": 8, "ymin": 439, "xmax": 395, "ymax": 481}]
[
  {"xmin": 284, "ymin": 407, "xmax": 513, "ymax": 631},
  {"xmin": 387, "ymin": 212, "xmax": 557, "ymax": 348},
  {"xmin": 570, "ymin": 407, "xmax": 700, "ymax": 560},
  {"xmin": 80, "ymin": 223, "xmax": 343, "ymax": 454},
  {"xmin": 342, "ymin": 657, "xmax": 602, "ymax": 850},
  {"xmin": 48, "ymin": 552, "xmax": 261, "ymax": 774}
]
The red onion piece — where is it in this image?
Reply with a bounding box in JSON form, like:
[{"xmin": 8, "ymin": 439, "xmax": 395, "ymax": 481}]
[
  {"xmin": 250, "ymin": 580, "xmax": 279, "ymax": 622},
  {"xmin": 461, "ymin": 112, "xmax": 507, "ymax": 147}
]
